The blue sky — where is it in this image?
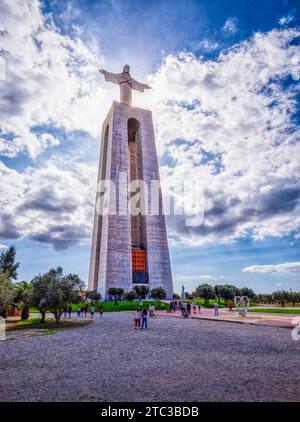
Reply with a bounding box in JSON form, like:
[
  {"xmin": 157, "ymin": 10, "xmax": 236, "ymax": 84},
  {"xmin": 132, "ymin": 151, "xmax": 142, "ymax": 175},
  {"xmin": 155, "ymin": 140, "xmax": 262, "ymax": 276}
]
[{"xmin": 0, "ymin": 0, "xmax": 300, "ymax": 293}]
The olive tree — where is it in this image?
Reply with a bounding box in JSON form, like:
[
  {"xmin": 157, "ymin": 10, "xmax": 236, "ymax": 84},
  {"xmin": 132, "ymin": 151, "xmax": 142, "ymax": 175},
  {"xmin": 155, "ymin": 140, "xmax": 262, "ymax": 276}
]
[
  {"xmin": 31, "ymin": 267, "xmax": 84, "ymax": 324},
  {"xmin": 133, "ymin": 285, "xmax": 149, "ymax": 300},
  {"xmin": 124, "ymin": 290, "xmax": 137, "ymax": 302},
  {"xmin": 108, "ymin": 287, "xmax": 124, "ymax": 304},
  {"xmin": 290, "ymin": 292, "xmax": 300, "ymax": 306},
  {"xmin": 150, "ymin": 287, "xmax": 166, "ymax": 301},
  {"xmin": 86, "ymin": 290, "xmax": 102, "ymax": 303},
  {"xmin": 195, "ymin": 284, "xmax": 215, "ymax": 304},
  {"xmin": 273, "ymin": 290, "xmax": 290, "ymax": 307},
  {"xmin": 241, "ymin": 287, "xmax": 255, "ymax": 299},
  {"xmin": 0, "ymin": 271, "xmax": 15, "ymax": 318}
]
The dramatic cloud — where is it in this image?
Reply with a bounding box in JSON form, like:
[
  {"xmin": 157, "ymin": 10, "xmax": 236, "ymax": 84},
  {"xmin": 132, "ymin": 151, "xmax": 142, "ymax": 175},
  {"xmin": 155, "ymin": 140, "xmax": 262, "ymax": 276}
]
[
  {"xmin": 1, "ymin": 0, "xmax": 300, "ymax": 251},
  {"xmin": 0, "ymin": 0, "xmax": 108, "ymax": 249},
  {"xmin": 243, "ymin": 262, "xmax": 300, "ymax": 274},
  {"xmin": 143, "ymin": 28, "xmax": 300, "ymax": 245},
  {"xmin": 0, "ymin": 159, "xmax": 97, "ymax": 250},
  {"xmin": 0, "ymin": 0, "xmax": 113, "ymax": 158}
]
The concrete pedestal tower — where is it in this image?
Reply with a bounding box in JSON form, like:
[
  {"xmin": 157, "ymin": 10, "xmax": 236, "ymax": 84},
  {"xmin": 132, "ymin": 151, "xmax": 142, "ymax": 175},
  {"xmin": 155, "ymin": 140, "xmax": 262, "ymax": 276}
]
[{"xmin": 88, "ymin": 65, "xmax": 173, "ymax": 299}]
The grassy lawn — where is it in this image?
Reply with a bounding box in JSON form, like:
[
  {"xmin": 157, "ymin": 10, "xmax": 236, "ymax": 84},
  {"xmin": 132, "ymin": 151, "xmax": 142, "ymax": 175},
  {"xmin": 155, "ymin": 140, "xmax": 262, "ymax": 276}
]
[
  {"xmin": 6, "ymin": 317, "xmax": 93, "ymax": 335},
  {"xmin": 248, "ymin": 308, "xmax": 300, "ymax": 314},
  {"xmin": 29, "ymin": 300, "xmax": 169, "ymax": 314},
  {"xmin": 186, "ymin": 299, "xmax": 258, "ymax": 308},
  {"xmin": 187, "ymin": 299, "xmax": 228, "ymax": 308},
  {"xmin": 85, "ymin": 300, "xmax": 169, "ymax": 312}
]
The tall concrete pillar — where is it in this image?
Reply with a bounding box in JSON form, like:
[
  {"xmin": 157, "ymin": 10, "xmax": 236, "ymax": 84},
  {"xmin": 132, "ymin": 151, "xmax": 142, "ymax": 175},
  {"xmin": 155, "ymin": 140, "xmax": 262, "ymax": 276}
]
[{"xmin": 89, "ymin": 66, "xmax": 173, "ymax": 299}]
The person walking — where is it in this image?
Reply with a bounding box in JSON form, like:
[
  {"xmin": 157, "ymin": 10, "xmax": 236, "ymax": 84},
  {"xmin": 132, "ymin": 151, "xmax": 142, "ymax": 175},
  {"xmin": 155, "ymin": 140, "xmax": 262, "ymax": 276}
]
[
  {"xmin": 149, "ymin": 304, "xmax": 155, "ymax": 318},
  {"xmin": 68, "ymin": 305, "xmax": 72, "ymax": 319},
  {"xmin": 134, "ymin": 310, "xmax": 141, "ymax": 329},
  {"xmin": 84, "ymin": 305, "xmax": 88, "ymax": 318},
  {"xmin": 228, "ymin": 300, "xmax": 233, "ymax": 313},
  {"xmin": 187, "ymin": 302, "xmax": 191, "ymax": 316},
  {"xmin": 99, "ymin": 305, "xmax": 104, "ymax": 318},
  {"xmin": 90, "ymin": 305, "xmax": 95, "ymax": 319},
  {"xmin": 77, "ymin": 306, "xmax": 81, "ymax": 318},
  {"xmin": 214, "ymin": 301, "xmax": 219, "ymax": 316},
  {"xmin": 141, "ymin": 308, "xmax": 148, "ymax": 329},
  {"xmin": 63, "ymin": 307, "xmax": 67, "ymax": 319},
  {"xmin": 182, "ymin": 302, "xmax": 188, "ymax": 318}
]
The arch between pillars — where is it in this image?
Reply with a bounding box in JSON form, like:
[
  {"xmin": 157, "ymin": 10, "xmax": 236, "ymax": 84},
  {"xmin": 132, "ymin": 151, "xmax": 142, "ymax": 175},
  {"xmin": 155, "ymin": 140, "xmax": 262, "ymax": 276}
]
[{"xmin": 127, "ymin": 118, "xmax": 148, "ymax": 285}]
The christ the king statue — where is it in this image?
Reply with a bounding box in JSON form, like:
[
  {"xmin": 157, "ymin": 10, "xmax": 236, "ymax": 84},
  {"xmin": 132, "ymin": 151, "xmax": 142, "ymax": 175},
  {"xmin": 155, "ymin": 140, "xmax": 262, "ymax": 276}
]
[{"xmin": 99, "ymin": 64, "xmax": 150, "ymax": 106}]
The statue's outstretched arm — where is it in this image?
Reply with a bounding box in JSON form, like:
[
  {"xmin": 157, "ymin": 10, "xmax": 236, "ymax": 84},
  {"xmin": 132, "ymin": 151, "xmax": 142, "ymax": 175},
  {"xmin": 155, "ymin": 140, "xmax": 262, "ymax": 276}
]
[
  {"xmin": 99, "ymin": 69, "xmax": 121, "ymax": 85},
  {"xmin": 129, "ymin": 78, "xmax": 151, "ymax": 92}
]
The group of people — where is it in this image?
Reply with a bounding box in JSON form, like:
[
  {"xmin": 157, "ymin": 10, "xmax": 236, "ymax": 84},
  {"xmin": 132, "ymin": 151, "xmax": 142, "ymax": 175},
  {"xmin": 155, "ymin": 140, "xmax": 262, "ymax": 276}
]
[
  {"xmin": 168, "ymin": 300, "xmax": 202, "ymax": 317},
  {"xmin": 133, "ymin": 304, "xmax": 155, "ymax": 330},
  {"xmin": 214, "ymin": 300, "xmax": 234, "ymax": 315},
  {"xmin": 63, "ymin": 298, "xmax": 236, "ymax": 326},
  {"xmin": 63, "ymin": 304, "xmax": 104, "ymax": 319},
  {"xmin": 169, "ymin": 299, "xmax": 235, "ymax": 317}
]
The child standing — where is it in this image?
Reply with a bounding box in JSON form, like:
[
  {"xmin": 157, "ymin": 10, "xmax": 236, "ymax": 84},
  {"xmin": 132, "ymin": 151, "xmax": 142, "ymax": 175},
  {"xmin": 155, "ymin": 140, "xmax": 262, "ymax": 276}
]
[
  {"xmin": 149, "ymin": 304, "xmax": 155, "ymax": 318},
  {"xmin": 134, "ymin": 310, "xmax": 141, "ymax": 329},
  {"xmin": 214, "ymin": 301, "xmax": 219, "ymax": 316}
]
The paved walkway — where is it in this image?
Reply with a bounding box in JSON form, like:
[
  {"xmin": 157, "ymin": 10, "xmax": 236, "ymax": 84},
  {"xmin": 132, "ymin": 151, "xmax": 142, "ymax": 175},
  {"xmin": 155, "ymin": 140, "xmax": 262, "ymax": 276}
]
[
  {"xmin": 1, "ymin": 312, "xmax": 299, "ymax": 402},
  {"xmin": 156, "ymin": 308, "xmax": 299, "ymax": 328},
  {"xmin": 252, "ymin": 305, "xmax": 300, "ymax": 310}
]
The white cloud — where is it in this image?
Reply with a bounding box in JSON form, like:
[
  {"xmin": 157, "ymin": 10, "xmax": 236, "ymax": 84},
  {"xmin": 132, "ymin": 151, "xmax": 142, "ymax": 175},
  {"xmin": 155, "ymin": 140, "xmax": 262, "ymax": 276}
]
[
  {"xmin": 140, "ymin": 28, "xmax": 300, "ymax": 246},
  {"xmin": 0, "ymin": 159, "xmax": 97, "ymax": 250},
  {"xmin": 0, "ymin": 2, "xmax": 300, "ymax": 251},
  {"xmin": 0, "ymin": 0, "xmax": 113, "ymax": 158},
  {"xmin": 223, "ymin": 17, "xmax": 238, "ymax": 34},
  {"xmin": 243, "ymin": 262, "xmax": 300, "ymax": 274},
  {"xmin": 279, "ymin": 15, "xmax": 294, "ymax": 26},
  {"xmin": 0, "ymin": 243, "xmax": 7, "ymax": 249},
  {"xmin": 178, "ymin": 274, "xmax": 225, "ymax": 281},
  {"xmin": 193, "ymin": 39, "xmax": 219, "ymax": 52}
]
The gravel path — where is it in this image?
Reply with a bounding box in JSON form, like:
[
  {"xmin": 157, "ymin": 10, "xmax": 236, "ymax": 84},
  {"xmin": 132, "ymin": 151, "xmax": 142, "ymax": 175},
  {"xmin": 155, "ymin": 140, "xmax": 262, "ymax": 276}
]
[{"xmin": 0, "ymin": 312, "xmax": 299, "ymax": 402}]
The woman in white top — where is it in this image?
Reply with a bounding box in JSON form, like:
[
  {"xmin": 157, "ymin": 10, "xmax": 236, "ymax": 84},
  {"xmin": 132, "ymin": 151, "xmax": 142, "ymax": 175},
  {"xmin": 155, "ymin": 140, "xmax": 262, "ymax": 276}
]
[{"xmin": 134, "ymin": 310, "xmax": 141, "ymax": 329}]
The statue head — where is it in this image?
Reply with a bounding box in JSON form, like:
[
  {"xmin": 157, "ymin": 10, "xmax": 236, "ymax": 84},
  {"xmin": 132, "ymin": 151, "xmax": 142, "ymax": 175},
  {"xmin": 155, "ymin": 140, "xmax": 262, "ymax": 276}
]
[{"xmin": 123, "ymin": 64, "xmax": 130, "ymax": 74}]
